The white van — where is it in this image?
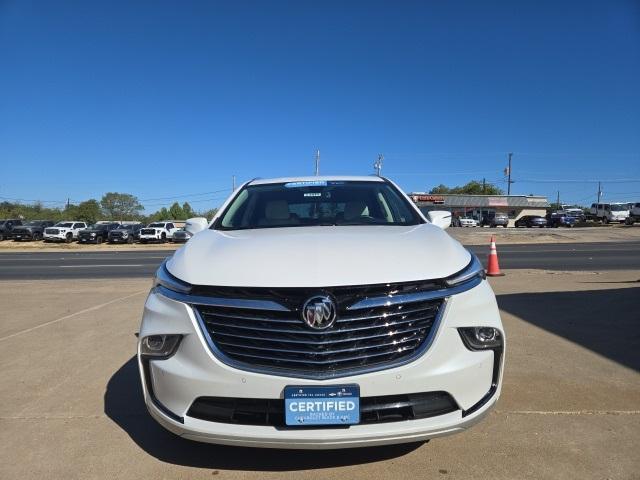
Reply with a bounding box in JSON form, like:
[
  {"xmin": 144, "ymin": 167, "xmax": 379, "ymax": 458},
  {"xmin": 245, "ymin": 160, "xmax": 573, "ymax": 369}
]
[{"xmin": 589, "ymin": 203, "xmax": 630, "ymax": 223}]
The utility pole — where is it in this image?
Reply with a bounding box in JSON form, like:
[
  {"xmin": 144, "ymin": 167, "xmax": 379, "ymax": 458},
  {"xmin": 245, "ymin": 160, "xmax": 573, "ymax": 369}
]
[
  {"xmin": 597, "ymin": 181, "xmax": 602, "ymax": 203},
  {"xmin": 314, "ymin": 149, "xmax": 320, "ymax": 176},
  {"xmin": 232, "ymin": 175, "xmax": 236, "ymax": 191},
  {"xmin": 556, "ymin": 190, "xmax": 560, "ymax": 209},
  {"xmin": 374, "ymin": 154, "xmax": 383, "ymax": 176},
  {"xmin": 66, "ymin": 197, "xmax": 70, "ymax": 210},
  {"xmin": 482, "ymin": 178, "xmax": 486, "ymax": 194},
  {"xmin": 507, "ymin": 152, "xmax": 513, "ymax": 195}
]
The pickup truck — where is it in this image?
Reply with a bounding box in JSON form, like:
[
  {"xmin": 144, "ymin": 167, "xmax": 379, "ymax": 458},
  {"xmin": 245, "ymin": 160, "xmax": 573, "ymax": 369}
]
[
  {"xmin": 624, "ymin": 203, "xmax": 640, "ymax": 225},
  {"xmin": 0, "ymin": 219, "xmax": 22, "ymax": 241},
  {"xmin": 139, "ymin": 221, "xmax": 179, "ymax": 243},
  {"xmin": 108, "ymin": 223, "xmax": 143, "ymax": 244},
  {"xmin": 588, "ymin": 203, "xmax": 629, "ymax": 223},
  {"xmin": 77, "ymin": 222, "xmax": 120, "ymax": 244},
  {"xmin": 44, "ymin": 221, "xmax": 88, "ymax": 243},
  {"xmin": 11, "ymin": 220, "xmax": 56, "ymax": 241}
]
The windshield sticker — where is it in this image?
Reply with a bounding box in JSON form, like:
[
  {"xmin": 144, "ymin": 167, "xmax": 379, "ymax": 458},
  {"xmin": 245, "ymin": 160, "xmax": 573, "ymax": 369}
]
[
  {"xmin": 284, "ymin": 181, "xmax": 327, "ymax": 188},
  {"xmin": 303, "ymin": 192, "xmax": 322, "ymax": 197}
]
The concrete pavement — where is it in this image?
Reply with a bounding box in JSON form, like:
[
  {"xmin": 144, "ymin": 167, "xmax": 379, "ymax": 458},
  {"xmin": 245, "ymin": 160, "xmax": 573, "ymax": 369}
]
[{"xmin": 1, "ymin": 270, "xmax": 639, "ymax": 479}]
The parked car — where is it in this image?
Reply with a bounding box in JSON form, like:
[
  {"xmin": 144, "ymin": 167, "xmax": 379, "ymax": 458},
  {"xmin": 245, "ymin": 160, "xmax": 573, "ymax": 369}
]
[
  {"xmin": 0, "ymin": 219, "xmax": 22, "ymax": 240},
  {"xmin": 77, "ymin": 222, "xmax": 120, "ymax": 244},
  {"xmin": 624, "ymin": 202, "xmax": 640, "ymax": 225},
  {"xmin": 546, "ymin": 213, "xmax": 576, "ymax": 228},
  {"xmin": 138, "ymin": 176, "xmax": 504, "ymax": 448},
  {"xmin": 557, "ymin": 205, "xmax": 586, "ymax": 222},
  {"xmin": 139, "ymin": 221, "xmax": 179, "ymax": 243},
  {"xmin": 171, "ymin": 228, "xmax": 192, "ymax": 243},
  {"xmin": 458, "ymin": 217, "xmax": 479, "ymax": 227},
  {"xmin": 108, "ymin": 223, "xmax": 143, "ymax": 244},
  {"xmin": 11, "ymin": 220, "xmax": 55, "ymax": 241},
  {"xmin": 588, "ymin": 203, "xmax": 629, "ymax": 224},
  {"xmin": 43, "ymin": 221, "xmax": 87, "ymax": 243},
  {"xmin": 481, "ymin": 212, "xmax": 509, "ymax": 228},
  {"xmin": 515, "ymin": 215, "xmax": 547, "ymax": 228}
]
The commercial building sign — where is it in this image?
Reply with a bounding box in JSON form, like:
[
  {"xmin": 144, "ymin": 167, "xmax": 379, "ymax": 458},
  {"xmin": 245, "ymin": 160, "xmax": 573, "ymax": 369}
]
[
  {"xmin": 412, "ymin": 195, "xmax": 445, "ymax": 204},
  {"xmin": 487, "ymin": 197, "xmax": 508, "ymax": 207}
]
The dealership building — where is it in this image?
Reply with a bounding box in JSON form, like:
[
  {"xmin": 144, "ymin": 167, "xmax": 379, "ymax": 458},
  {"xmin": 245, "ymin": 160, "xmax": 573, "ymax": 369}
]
[{"xmin": 409, "ymin": 193, "xmax": 551, "ymax": 227}]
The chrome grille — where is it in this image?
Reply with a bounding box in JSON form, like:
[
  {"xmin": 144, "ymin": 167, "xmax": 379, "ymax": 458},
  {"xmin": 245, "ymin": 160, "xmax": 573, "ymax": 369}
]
[
  {"xmin": 45, "ymin": 228, "xmax": 59, "ymax": 234},
  {"xmin": 194, "ymin": 285, "xmax": 444, "ymax": 379},
  {"xmin": 141, "ymin": 229, "xmax": 156, "ymax": 235}
]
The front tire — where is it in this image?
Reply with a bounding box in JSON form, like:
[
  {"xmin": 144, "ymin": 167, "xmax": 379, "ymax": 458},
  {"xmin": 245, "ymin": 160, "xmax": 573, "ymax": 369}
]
[
  {"xmin": 96, "ymin": 236, "xmax": 103, "ymax": 244},
  {"xmin": 161, "ymin": 233, "xmax": 167, "ymax": 243},
  {"xmin": 65, "ymin": 233, "xmax": 73, "ymax": 243}
]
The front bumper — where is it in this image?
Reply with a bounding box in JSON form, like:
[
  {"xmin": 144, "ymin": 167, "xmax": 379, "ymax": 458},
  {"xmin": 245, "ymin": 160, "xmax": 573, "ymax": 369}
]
[
  {"xmin": 44, "ymin": 234, "xmax": 70, "ymax": 241},
  {"xmin": 13, "ymin": 232, "xmax": 35, "ymax": 240},
  {"xmin": 137, "ymin": 280, "xmax": 504, "ymax": 449},
  {"xmin": 140, "ymin": 235, "xmax": 163, "ymax": 242}
]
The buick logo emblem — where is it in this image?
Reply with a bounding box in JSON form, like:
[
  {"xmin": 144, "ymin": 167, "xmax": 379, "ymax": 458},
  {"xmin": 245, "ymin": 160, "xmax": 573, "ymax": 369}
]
[{"xmin": 301, "ymin": 295, "xmax": 337, "ymax": 330}]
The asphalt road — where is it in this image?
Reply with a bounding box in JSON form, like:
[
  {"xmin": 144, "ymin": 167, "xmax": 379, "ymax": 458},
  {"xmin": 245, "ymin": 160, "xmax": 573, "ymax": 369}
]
[{"xmin": 0, "ymin": 241, "xmax": 638, "ymax": 280}]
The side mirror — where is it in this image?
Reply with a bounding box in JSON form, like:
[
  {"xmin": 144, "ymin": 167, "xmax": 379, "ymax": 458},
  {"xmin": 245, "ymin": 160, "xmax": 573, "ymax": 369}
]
[
  {"xmin": 185, "ymin": 217, "xmax": 209, "ymax": 235},
  {"xmin": 427, "ymin": 210, "xmax": 452, "ymax": 229}
]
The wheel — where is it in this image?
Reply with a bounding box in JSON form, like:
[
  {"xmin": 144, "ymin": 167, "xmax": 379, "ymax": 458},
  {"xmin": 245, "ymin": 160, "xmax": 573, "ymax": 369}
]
[
  {"xmin": 34, "ymin": 233, "xmax": 42, "ymax": 241},
  {"xmin": 65, "ymin": 233, "xmax": 73, "ymax": 243},
  {"xmin": 161, "ymin": 233, "xmax": 167, "ymax": 243},
  {"xmin": 602, "ymin": 217, "xmax": 608, "ymax": 224},
  {"xmin": 96, "ymin": 236, "xmax": 103, "ymax": 244}
]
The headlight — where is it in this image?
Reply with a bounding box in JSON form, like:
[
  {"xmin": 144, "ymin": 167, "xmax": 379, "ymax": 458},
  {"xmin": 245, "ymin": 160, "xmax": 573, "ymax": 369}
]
[
  {"xmin": 90, "ymin": 233, "xmax": 96, "ymax": 237},
  {"xmin": 153, "ymin": 260, "xmax": 192, "ymax": 294},
  {"xmin": 444, "ymin": 253, "xmax": 486, "ymax": 287},
  {"xmin": 140, "ymin": 334, "xmax": 182, "ymax": 359},
  {"xmin": 121, "ymin": 232, "xmax": 128, "ymax": 237}
]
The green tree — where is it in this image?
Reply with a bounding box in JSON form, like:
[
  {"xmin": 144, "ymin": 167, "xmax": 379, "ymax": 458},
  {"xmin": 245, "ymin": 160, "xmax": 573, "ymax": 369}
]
[
  {"xmin": 100, "ymin": 192, "xmax": 143, "ymax": 220},
  {"xmin": 198, "ymin": 208, "xmax": 218, "ymax": 220},
  {"xmin": 182, "ymin": 202, "xmax": 194, "ymax": 218},
  {"xmin": 169, "ymin": 202, "xmax": 185, "ymax": 220},
  {"xmin": 73, "ymin": 199, "xmax": 102, "ymax": 224},
  {"xmin": 429, "ymin": 180, "xmax": 503, "ymax": 195}
]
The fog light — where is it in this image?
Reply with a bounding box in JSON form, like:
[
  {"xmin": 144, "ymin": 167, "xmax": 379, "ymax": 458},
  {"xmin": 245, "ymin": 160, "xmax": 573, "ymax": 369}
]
[
  {"xmin": 140, "ymin": 334, "xmax": 182, "ymax": 359},
  {"xmin": 459, "ymin": 327, "xmax": 503, "ymax": 350}
]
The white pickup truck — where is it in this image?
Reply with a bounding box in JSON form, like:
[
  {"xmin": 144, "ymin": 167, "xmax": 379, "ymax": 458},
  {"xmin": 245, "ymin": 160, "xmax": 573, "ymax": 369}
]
[
  {"xmin": 139, "ymin": 221, "xmax": 180, "ymax": 243},
  {"xmin": 43, "ymin": 221, "xmax": 88, "ymax": 243},
  {"xmin": 588, "ymin": 203, "xmax": 629, "ymax": 224},
  {"xmin": 624, "ymin": 202, "xmax": 640, "ymax": 225}
]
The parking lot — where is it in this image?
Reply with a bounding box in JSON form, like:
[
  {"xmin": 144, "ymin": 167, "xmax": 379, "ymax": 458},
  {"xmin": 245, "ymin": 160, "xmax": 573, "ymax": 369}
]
[{"xmin": 1, "ymin": 241, "xmax": 639, "ymax": 480}]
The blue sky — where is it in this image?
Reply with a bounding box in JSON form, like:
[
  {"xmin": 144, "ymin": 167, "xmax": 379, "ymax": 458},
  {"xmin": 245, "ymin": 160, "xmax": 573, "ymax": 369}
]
[{"xmin": 1, "ymin": 0, "xmax": 639, "ymax": 212}]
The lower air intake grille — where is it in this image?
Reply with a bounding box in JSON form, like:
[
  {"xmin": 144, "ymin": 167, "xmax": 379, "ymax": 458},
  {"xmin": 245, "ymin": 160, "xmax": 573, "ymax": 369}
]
[{"xmin": 187, "ymin": 392, "xmax": 458, "ymax": 427}]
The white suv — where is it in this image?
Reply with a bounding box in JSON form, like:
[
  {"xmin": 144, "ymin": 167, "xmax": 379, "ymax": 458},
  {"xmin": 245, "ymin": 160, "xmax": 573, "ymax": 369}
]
[
  {"xmin": 43, "ymin": 221, "xmax": 87, "ymax": 243},
  {"xmin": 137, "ymin": 176, "xmax": 504, "ymax": 449},
  {"xmin": 139, "ymin": 222, "xmax": 179, "ymax": 243}
]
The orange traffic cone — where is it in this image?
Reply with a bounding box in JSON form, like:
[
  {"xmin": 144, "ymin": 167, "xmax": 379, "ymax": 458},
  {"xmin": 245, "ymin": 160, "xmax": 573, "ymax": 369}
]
[{"xmin": 486, "ymin": 235, "xmax": 505, "ymax": 277}]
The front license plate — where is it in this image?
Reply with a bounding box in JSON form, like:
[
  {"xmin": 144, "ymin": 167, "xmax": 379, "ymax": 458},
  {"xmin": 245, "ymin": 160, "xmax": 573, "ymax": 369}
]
[{"xmin": 284, "ymin": 385, "xmax": 360, "ymax": 426}]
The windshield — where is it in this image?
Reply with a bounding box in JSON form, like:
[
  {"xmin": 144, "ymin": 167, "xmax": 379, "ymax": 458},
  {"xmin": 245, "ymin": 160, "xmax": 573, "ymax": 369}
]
[
  {"xmin": 86, "ymin": 224, "xmax": 104, "ymax": 230},
  {"xmin": 24, "ymin": 221, "xmax": 41, "ymax": 226},
  {"xmin": 115, "ymin": 226, "xmax": 132, "ymax": 231},
  {"xmin": 55, "ymin": 222, "xmax": 74, "ymax": 227},
  {"xmin": 214, "ymin": 180, "xmax": 422, "ymax": 231},
  {"xmin": 610, "ymin": 204, "xmax": 628, "ymax": 211},
  {"xmin": 148, "ymin": 223, "xmax": 164, "ymax": 228}
]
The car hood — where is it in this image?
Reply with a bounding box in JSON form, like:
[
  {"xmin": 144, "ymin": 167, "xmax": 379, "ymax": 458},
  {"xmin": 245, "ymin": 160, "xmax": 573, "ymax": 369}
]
[
  {"xmin": 167, "ymin": 224, "xmax": 471, "ymax": 287},
  {"xmin": 80, "ymin": 229, "xmax": 104, "ymax": 234}
]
